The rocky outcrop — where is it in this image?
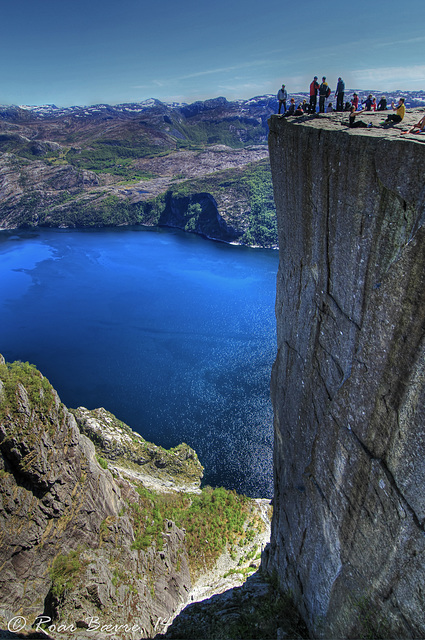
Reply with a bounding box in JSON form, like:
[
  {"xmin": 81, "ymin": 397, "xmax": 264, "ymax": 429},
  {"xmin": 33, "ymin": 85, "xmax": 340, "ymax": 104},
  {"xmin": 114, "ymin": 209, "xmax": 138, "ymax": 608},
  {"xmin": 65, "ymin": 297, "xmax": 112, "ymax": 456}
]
[
  {"xmin": 72, "ymin": 406, "xmax": 203, "ymax": 493},
  {"xmin": 157, "ymin": 191, "xmax": 242, "ymax": 243},
  {"xmin": 264, "ymin": 111, "xmax": 425, "ymax": 638},
  {"xmin": 155, "ymin": 570, "xmax": 308, "ymax": 640},
  {"xmin": 0, "ymin": 357, "xmax": 271, "ymax": 639},
  {"xmin": 0, "ymin": 357, "xmax": 193, "ymax": 638}
]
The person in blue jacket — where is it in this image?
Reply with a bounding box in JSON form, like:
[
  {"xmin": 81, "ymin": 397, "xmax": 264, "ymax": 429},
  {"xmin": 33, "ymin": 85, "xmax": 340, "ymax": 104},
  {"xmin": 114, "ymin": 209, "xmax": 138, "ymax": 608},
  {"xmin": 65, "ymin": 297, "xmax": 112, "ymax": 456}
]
[{"xmin": 362, "ymin": 94, "xmax": 373, "ymax": 110}]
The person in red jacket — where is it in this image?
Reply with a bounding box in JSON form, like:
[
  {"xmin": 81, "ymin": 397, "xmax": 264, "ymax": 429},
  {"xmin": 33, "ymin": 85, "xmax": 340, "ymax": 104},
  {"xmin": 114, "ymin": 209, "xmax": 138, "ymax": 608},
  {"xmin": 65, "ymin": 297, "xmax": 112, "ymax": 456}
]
[{"xmin": 309, "ymin": 76, "xmax": 320, "ymax": 114}]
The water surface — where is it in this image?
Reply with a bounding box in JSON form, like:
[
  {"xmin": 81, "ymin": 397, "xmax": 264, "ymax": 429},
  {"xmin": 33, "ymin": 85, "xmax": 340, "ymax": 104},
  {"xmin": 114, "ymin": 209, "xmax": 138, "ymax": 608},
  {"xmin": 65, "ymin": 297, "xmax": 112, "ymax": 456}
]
[{"xmin": 0, "ymin": 226, "xmax": 278, "ymax": 497}]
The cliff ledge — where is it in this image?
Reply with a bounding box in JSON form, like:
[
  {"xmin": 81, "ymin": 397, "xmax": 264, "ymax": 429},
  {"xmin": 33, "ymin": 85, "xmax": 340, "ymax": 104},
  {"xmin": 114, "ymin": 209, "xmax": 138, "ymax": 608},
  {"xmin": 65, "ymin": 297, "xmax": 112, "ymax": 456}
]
[{"xmin": 264, "ymin": 110, "xmax": 425, "ymax": 639}]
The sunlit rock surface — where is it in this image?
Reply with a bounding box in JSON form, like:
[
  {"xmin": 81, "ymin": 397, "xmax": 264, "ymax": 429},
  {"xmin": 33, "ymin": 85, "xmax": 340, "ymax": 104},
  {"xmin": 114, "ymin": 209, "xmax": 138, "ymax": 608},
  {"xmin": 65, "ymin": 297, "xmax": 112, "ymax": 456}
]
[{"xmin": 264, "ymin": 110, "xmax": 425, "ymax": 638}]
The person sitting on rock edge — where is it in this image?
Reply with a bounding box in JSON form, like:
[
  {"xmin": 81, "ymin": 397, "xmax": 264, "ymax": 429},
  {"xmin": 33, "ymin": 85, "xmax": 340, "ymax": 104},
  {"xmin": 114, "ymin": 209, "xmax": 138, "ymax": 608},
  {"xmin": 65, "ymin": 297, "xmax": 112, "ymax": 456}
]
[
  {"xmin": 348, "ymin": 105, "xmax": 372, "ymax": 129},
  {"xmin": 401, "ymin": 114, "xmax": 425, "ymax": 135},
  {"xmin": 382, "ymin": 98, "xmax": 405, "ymax": 125},
  {"xmin": 281, "ymin": 98, "xmax": 296, "ymax": 117}
]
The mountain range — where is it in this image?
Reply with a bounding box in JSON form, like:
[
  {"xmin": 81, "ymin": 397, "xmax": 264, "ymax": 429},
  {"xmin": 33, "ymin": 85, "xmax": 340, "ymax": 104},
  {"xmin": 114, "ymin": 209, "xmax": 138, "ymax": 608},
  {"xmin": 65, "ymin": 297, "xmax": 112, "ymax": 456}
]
[
  {"xmin": 3, "ymin": 89, "xmax": 425, "ymax": 118},
  {"xmin": 0, "ymin": 91, "xmax": 424, "ymax": 247}
]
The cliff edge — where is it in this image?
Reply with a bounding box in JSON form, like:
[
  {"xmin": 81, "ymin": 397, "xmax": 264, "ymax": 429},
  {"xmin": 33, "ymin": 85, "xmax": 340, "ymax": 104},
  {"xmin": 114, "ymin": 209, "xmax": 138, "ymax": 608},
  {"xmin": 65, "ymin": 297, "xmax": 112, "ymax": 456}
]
[{"xmin": 264, "ymin": 111, "xmax": 425, "ymax": 638}]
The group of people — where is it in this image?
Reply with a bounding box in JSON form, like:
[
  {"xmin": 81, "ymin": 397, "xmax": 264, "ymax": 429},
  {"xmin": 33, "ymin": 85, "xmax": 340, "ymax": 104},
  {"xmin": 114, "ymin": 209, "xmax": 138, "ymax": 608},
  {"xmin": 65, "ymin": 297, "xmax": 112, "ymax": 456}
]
[
  {"xmin": 277, "ymin": 77, "xmax": 425, "ymax": 134},
  {"xmin": 349, "ymin": 97, "xmax": 406, "ymax": 129},
  {"xmin": 277, "ymin": 77, "xmax": 347, "ymax": 115},
  {"xmin": 277, "ymin": 78, "xmax": 393, "ymax": 116}
]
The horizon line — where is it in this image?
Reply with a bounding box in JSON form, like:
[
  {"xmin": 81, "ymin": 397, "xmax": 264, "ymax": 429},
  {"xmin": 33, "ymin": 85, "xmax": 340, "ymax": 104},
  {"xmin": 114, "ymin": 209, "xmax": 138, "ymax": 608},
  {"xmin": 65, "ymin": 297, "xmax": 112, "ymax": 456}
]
[{"xmin": 1, "ymin": 88, "xmax": 424, "ymax": 111}]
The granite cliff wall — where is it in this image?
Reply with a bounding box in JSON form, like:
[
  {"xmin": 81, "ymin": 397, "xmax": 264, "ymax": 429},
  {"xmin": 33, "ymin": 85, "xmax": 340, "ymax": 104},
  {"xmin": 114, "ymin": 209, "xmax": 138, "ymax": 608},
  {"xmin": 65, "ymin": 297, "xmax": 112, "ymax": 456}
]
[{"xmin": 264, "ymin": 113, "xmax": 425, "ymax": 638}]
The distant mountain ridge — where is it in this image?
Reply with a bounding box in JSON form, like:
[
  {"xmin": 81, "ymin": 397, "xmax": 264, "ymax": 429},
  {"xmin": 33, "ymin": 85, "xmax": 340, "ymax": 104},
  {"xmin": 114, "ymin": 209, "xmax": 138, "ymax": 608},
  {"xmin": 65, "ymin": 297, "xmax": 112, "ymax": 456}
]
[
  {"xmin": 2, "ymin": 89, "xmax": 424, "ymax": 119},
  {"xmin": 0, "ymin": 95, "xmax": 277, "ymax": 247},
  {"xmin": 0, "ymin": 91, "xmax": 424, "ymax": 247}
]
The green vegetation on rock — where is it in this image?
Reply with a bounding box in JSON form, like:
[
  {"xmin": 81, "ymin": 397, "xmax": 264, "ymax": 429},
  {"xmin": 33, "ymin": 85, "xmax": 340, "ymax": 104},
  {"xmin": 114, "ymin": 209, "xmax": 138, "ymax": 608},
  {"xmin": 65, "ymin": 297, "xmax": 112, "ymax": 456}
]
[
  {"xmin": 72, "ymin": 406, "xmax": 204, "ymax": 487},
  {"xmin": 0, "ymin": 353, "xmax": 273, "ymax": 639},
  {"xmin": 66, "ymin": 139, "xmax": 165, "ymax": 178},
  {"xmin": 49, "ymin": 549, "xmax": 86, "ymax": 599},
  {"xmin": 153, "ymin": 158, "xmax": 277, "ymax": 247},
  {"xmin": 0, "ymin": 360, "xmax": 55, "ymax": 420},
  {"xmin": 129, "ymin": 484, "xmax": 262, "ymax": 578}
]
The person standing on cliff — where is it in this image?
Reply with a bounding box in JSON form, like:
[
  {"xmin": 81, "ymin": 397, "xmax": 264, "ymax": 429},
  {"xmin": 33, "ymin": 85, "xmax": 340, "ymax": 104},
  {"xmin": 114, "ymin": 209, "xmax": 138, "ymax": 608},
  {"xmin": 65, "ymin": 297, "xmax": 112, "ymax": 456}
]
[
  {"xmin": 319, "ymin": 77, "xmax": 330, "ymax": 113},
  {"xmin": 334, "ymin": 77, "xmax": 345, "ymax": 112},
  {"xmin": 277, "ymin": 84, "xmax": 287, "ymax": 114},
  {"xmin": 309, "ymin": 76, "xmax": 320, "ymax": 113}
]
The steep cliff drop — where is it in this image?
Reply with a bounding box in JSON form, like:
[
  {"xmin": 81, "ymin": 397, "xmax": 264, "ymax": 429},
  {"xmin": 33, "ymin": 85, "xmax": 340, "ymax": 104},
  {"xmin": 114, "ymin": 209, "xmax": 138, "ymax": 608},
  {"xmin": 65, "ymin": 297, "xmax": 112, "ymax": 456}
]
[{"xmin": 264, "ymin": 112, "xmax": 425, "ymax": 638}]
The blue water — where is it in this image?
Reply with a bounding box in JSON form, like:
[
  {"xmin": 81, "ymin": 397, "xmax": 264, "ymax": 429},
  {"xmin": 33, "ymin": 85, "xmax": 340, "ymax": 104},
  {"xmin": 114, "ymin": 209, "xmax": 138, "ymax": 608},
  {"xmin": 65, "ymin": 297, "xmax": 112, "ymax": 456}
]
[{"xmin": 0, "ymin": 226, "xmax": 278, "ymax": 497}]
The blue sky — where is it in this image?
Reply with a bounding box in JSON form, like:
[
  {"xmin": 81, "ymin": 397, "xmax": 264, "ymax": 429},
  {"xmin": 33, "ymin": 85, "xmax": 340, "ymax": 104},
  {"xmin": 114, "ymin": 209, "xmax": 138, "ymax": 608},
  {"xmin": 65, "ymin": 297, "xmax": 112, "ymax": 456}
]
[{"xmin": 1, "ymin": 0, "xmax": 424, "ymax": 106}]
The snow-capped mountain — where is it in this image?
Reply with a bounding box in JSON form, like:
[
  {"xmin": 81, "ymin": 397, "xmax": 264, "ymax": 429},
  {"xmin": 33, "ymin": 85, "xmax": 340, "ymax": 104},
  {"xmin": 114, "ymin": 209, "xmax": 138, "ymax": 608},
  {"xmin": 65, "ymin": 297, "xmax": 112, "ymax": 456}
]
[{"xmin": 2, "ymin": 89, "xmax": 424, "ymax": 121}]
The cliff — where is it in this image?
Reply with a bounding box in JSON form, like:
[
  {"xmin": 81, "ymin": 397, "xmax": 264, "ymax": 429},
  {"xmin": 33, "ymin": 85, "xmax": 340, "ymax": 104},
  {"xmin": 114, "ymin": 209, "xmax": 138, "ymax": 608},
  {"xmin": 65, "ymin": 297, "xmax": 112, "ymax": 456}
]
[
  {"xmin": 0, "ymin": 358, "xmax": 270, "ymax": 639},
  {"xmin": 264, "ymin": 111, "xmax": 425, "ymax": 638}
]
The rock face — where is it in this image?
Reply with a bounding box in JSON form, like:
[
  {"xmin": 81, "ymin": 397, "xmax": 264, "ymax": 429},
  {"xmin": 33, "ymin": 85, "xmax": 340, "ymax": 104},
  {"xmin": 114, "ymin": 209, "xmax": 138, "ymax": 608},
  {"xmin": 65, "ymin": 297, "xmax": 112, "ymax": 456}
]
[
  {"xmin": 0, "ymin": 357, "xmax": 194, "ymax": 638},
  {"xmin": 0, "ymin": 357, "xmax": 271, "ymax": 639},
  {"xmin": 72, "ymin": 406, "xmax": 203, "ymax": 493},
  {"xmin": 264, "ymin": 111, "xmax": 425, "ymax": 638}
]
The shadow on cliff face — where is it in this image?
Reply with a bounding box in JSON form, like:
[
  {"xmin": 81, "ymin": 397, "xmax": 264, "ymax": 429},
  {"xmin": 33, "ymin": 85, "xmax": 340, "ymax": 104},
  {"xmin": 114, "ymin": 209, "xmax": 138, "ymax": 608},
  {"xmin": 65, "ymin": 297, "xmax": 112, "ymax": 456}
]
[
  {"xmin": 158, "ymin": 192, "xmax": 241, "ymax": 243},
  {"xmin": 154, "ymin": 569, "xmax": 308, "ymax": 640}
]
